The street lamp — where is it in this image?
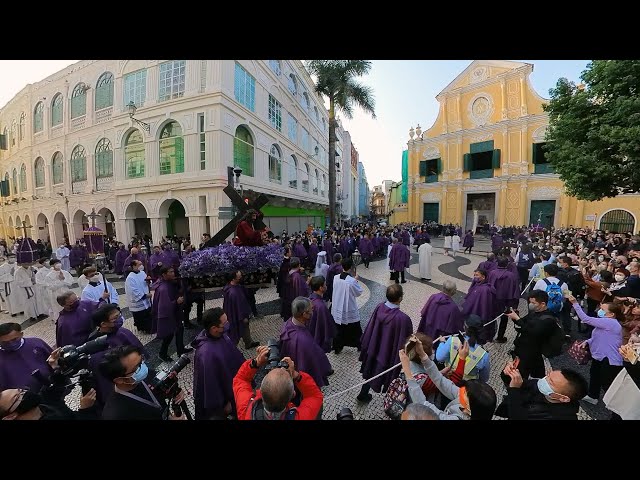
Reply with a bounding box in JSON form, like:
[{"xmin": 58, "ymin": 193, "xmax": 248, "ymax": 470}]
[
  {"xmin": 126, "ymin": 101, "xmax": 151, "ymax": 133},
  {"xmin": 351, "ymin": 248, "xmax": 362, "ymax": 275}
]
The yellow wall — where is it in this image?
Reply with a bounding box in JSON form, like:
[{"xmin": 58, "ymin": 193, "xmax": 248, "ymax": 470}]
[{"xmin": 403, "ymin": 60, "xmax": 639, "ymax": 233}]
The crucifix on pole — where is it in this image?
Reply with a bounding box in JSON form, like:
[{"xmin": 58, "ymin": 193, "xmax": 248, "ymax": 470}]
[
  {"xmin": 86, "ymin": 208, "xmax": 101, "ymax": 228},
  {"xmin": 17, "ymin": 221, "xmax": 32, "ymax": 239}
]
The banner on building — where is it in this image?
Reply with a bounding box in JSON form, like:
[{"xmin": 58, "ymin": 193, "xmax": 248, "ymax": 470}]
[{"xmin": 401, "ymin": 150, "xmax": 408, "ymax": 203}]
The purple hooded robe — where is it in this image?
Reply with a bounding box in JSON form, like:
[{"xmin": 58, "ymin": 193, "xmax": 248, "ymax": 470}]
[
  {"xmin": 0, "ymin": 337, "xmax": 53, "ymax": 391},
  {"xmin": 279, "ymin": 319, "xmax": 332, "ymax": 387},
  {"xmin": 461, "ymin": 281, "xmax": 497, "ymax": 323},
  {"xmin": 115, "ymin": 247, "xmax": 128, "ymax": 275},
  {"xmin": 222, "ymin": 283, "xmax": 253, "ymax": 345},
  {"xmin": 417, "ymin": 292, "xmax": 464, "ymax": 339},
  {"xmin": 308, "ymin": 292, "xmax": 336, "ymax": 353},
  {"xmin": 151, "ymin": 279, "xmax": 181, "ymax": 339},
  {"xmin": 389, "ymin": 243, "xmax": 410, "ymax": 272},
  {"xmin": 56, "ymin": 300, "xmax": 101, "ymax": 348}
]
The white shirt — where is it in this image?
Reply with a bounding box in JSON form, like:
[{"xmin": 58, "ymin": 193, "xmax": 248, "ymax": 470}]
[
  {"xmin": 533, "ymin": 276, "xmax": 569, "ymax": 294},
  {"xmin": 125, "ymin": 271, "xmax": 151, "ymax": 312},
  {"xmin": 35, "ymin": 266, "xmax": 50, "ymax": 286},
  {"xmin": 331, "ymin": 274, "xmax": 363, "ymax": 325},
  {"xmin": 81, "ymin": 280, "xmax": 119, "ymax": 305},
  {"xmin": 78, "ymin": 272, "xmax": 104, "ymax": 290}
]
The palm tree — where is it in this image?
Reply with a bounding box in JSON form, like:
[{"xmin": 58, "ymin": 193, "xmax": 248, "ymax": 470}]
[{"xmin": 306, "ymin": 60, "xmax": 376, "ymax": 227}]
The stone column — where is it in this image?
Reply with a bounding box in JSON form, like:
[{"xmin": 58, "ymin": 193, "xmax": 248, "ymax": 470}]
[
  {"xmin": 455, "ymin": 184, "xmax": 463, "ymax": 225},
  {"xmin": 85, "ymin": 89, "xmax": 94, "ymax": 128},
  {"xmin": 500, "ymin": 78, "xmax": 507, "ymax": 120},
  {"xmin": 574, "ymin": 200, "xmax": 585, "ymax": 227},
  {"xmin": 150, "ymin": 217, "xmax": 167, "ymax": 245},
  {"xmin": 520, "ymin": 77, "xmax": 527, "ymax": 116},
  {"xmin": 519, "ymin": 181, "xmax": 528, "ymax": 225},
  {"xmin": 48, "ymin": 221, "xmax": 59, "ymax": 248},
  {"xmin": 44, "ymin": 162, "xmax": 52, "ymax": 197},
  {"xmin": 188, "ymin": 215, "xmax": 207, "ymax": 246},
  {"xmin": 561, "ymin": 196, "xmax": 571, "ymax": 228},
  {"xmin": 499, "ymin": 183, "xmax": 508, "ymax": 226}
]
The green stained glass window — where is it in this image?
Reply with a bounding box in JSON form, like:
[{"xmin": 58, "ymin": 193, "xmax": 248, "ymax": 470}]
[
  {"xmin": 34, "ymin": 102, "xmax": 44, "ymax": 133},
  {"xmin": 234, "ymin": 63, "xmax": 255, "ymax": 111},
  {"xmin": 269, "ymin": 144, "xmax": 282, "ymax": 183},
  {"xmin": 12, "ymin": 169, "xmax": 17, "ymax": 194},
  {"xmin": 95, "ymin": 138, "xmax": 113, "ymax": 178},
  {"xmin": 95, "ymin": 72, "xmax": 114, "ymax": 110},
  {"xmin": 125, "ymin": 130, "xmax": 145, "ymax": 179},
  {"xmin": 233, "ymin": 126, "xmax": 254, "ymax": 177},
  {"xmin": 52, "ymin": 152, "xmax": 64, "ymax": 184},
  {"xmin": 34, "ymin": 158, "xmax": 45, "ymax": 188},
  {"xmin": 70, "ymin": 145, "xmax": 87, "ymax": 182},
  {"xmin": 51, "ymin": 94, "xmax": 63, "ymax": 126},
  {"xmin": 71, "ymin": 84, "xmax": 87, "ymax": 119},
  {"xmin": 19, "ymin": 164, "xmax": 26, "ymax": 191},
  {"xmin": 159, "ymin": 121, "xmax": 184, "ymax": 175}
]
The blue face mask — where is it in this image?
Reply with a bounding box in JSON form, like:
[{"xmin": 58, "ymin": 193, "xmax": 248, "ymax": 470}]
[
  {"xmin": 597, "ymin": 309, "xmax": 607, "ymax": 318},
  {"xmin": 1, "ymin": 338, "xmax": 24, "ymax": 351},
  {"xmin": 537, "ymin": 377, "xmax": 555, "ymax": 397},
  {"xmin": 130, "ymin": 362, "xmax": 149, "ymax": 383}
]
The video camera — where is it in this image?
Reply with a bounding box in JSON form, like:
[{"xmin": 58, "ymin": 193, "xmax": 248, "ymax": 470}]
[
  {"xmin": 32, "ymin": 335, "xmax": 109, "ymax": 397},
  {"xmin": 252, "ymin": 338, "xmax": 289, "ymax": 390},
  {"xmin": 147, "ymin": 354, "xmax": 192, "ymax": 420}
]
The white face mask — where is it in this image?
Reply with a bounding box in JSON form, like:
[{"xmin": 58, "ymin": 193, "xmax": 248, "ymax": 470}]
[
  {"xmin": 615, "ymin": 274, "xmax": 625, "ymax": 282},
  {"xmin": 53, "ymin": 264, "xmax": 62, "ymax": 271}
]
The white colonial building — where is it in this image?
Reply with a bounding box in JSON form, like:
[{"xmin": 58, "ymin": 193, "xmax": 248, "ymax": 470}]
[{"xmin": 0, "ymin": 60, "xmax": 333, "ymax": 246}]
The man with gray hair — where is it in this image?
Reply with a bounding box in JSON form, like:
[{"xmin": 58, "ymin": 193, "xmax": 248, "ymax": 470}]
[
  {"xmin": 233, "ymin": 345, "xmax": 323, "ymax": 420},
  {"xmin": 478, "ymin": 252, "xmax": 497, "ymax": 274},
  {"xmin": 55, "ymin": 291, "xmax": 103, "ymax": 348},
  {"xmin": 401, "ymin": 403, "xmax": 439, "ymax": 420},
  {"xmin": 417, "ymin": 280, "xmax": 464, "ymax": 340},
  {"xmin": 279, "ymin": 297, "xmax": 333, "ymax": 387}
]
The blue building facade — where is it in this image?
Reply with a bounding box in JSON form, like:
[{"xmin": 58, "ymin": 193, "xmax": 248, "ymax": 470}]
[{"xmin": 358, "ymin": 162, "xmax": 370, "ymax": 218}]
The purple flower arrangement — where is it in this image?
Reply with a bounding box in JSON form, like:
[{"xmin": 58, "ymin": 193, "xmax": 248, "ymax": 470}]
[{"xmin": 179, "ymin": 243, "xmax": 285, "ymax": 278}]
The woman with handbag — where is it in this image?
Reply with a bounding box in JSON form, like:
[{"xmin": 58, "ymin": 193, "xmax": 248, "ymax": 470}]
[{"xmin": 566, "ymin": 294, "xmax": 624, "ymax": 406}]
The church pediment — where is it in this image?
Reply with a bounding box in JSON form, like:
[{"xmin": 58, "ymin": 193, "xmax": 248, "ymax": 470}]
[{"xmin": 438, "ymin": 60, "xmax": 531, "ymax": 97}]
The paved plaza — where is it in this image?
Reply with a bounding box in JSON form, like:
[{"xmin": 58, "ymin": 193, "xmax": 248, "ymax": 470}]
[{"xmin": 3, "ymin": 239, "xmax": 609, "ymax": 420}]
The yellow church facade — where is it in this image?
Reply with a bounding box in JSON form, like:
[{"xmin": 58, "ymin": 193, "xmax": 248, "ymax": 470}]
[{"xmin": 404, "ymin": 60, "xmax": 639, "ymax": 234}]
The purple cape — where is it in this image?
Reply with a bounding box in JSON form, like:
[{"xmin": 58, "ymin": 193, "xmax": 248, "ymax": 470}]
[
  {"xmin": 279, "ymin": 319, "xmax": 332, "ymax": 387},
  {"xmin": 488, "ymin": 268, "xmax": 520, "ymax": 301},
  {"xmin": 282, "ymin": 271, "xmax": 311, "ymax": 320},
  {"xmin": 358, "ymin": 238, "xmax": 374, "ymax": 257},
  {"xmin": 0, "ymin": 337, "xmax": 53, "ymax": 391},
  {"xmin": 400, "ymin": 231, "xmax": 410, "ymax": 246},
  {"xmin": 114, "ymin": 248, "xmax": 128, "ymax": 274},
  {"xmin": 359, "ymin": 303, "xmax": 413, "ymax": 393},
  {"xmin": 417, "ymin": 292, "xmax": 464, "ymax": 338},
  {"xmin": 149, "ymin": 252, "xmax": 165, "ymax": 275},
  {"xmin": 56, "ymin": 300, "xmax": 101, "ymax": 348},
  {"xmin": 308, "ymin": 292, "xmax": 336, "ymax": 353},
  {"xmin": 324, "ymin": 263, "xmax": 343, "ymax": 301},
  {"xmin": 88, "ymin": 327, "xmax": 145, "ymax": 404},
  {"xmin": 293, "ymin": 243, "xmax": 307, "ymax": 260},
  {"xmin": 69, "ymin": 247, "xmax": 85, "ymax": 268},
  {"xmin": 461, "ymin": 281, "xmax": 497, "ymax": 321},
  {"xmin": 339, "ymin": 239, "xmax": 350, "ymax": 258},
  {"xmin": 124, "ymin": 253, "xmax": 147, "ymax": 272},
  {"xmin": 223, "ymin": 284, "xmax": 252, "ymax": 345},
  {"xmin": 151, "ymin": 279, "xmax": 180, "ymax": 339},
  {"xmin": 277, "ymin": 257, "xmax": 291, "ymax": 298},
  {"xmin": 463, "ymin": 233, "xmax": 474, "ymax": 247},
  {"xmin": 389, "ymin": 243, "xmax": 410, "ymax": 271},
  {"xmin": 192, "ymin": 329, "xmax": 245, "ymax": 416},
  {"xmin": 322, "ymin": 239, "xmax": 334, "ymax": 259},
  {"xmin": 491, "ymin": 235, "xmax": 504, "ymax": 250},
  {"xmin": 477, "ymin": 260, "xmax": 497, "ymax": 273},
  {"xmin": 308, "ymin": 244, "xmax": 319, "ymax": 267}
]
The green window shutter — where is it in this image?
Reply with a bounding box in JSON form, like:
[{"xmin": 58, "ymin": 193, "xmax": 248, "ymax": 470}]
[
  {"xmin": 532, "ymin": 143, "xmax": 538, "ymax": 164},
  {"xmin": 470, "ymin": 140, "xmax": 494, "ymax": 154},
  {"xmin": 436, "ymin": 158, "xmax": 442, "ymax": 174},
  {"xmin": 419, "ymin": 161, "xmax": 427, "ymax": 177},
  {"xmin": 463, "ymin": 153, "xmax": 471, "ymax": 172},
  {"xmin": 175, "ymin": 137, "xmax": 184, "ymax": 173},
  {"xmin": 492, "ymin": 149, "xmax": 501, "ymax": 169}
]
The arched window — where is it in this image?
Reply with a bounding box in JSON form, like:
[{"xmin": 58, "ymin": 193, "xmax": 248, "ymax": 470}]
[
  {"xmin": 313, "ymin": 168, "xmax": 319, "ymax": 194},
  {"xmin": 125, "ymin": 130, "xmax": 145, "ymax": 179},
  {"xmin": 233, "ymin": 126, "xmax": 254, "ymax": 177},
  {"xmin": 71, "ymin": 83, "xmax": 87, "ymax": 118},
  {"xmin": 269, "ymin": 144, "xmax": 282, "ymax": 183},
  {"xmin": 19, "ymin": 113, "xmax": 25, "ymax": 141},
  {"xmin": 33, "ymin": 103, "xmax": 44, "ymax": 133},
  {"xmin": 302, "ymin": 92, "xmax": 310, "ymax": 112},
  {"xmin": 599, "ymin": 209, "xmax": 636, "ymax": 233},
  {"xmin": 19, "ymin": 164, "xmax": 27, "ymax": 192},
  {"xmin": 12, "ymin": 169, "xmax": 18, "ymax": 195},
  {"xmin": 268, "ymin": 60, "xmax": 281, "ymax": 76},
  {"xmin": 289, "ymin": 155, "xmax": 298, "ymax": 189},
  {"xmin": 95, "ymin": 138, "xmax": 113, "ymax": 179},
  {"xmin": 288, "ymin": 74, "xmax": 298, "ymax": 96},
  {"xmin": 95, "ymin": 72, "xmax": 114, "ymax": 110},
  {"xmin": 321, "ymin": 174, "xmax": 326, "ymax": 197},
  {"xmin": 159, "ymin": 121, "xmax": 184, "ymax": 175},
  {"xmin": 302, "ymin": 163, "xmax": 309, "ymax": 193},
  {"xmin": 70, "ymin": 145, "xmax": 87, "ymax": 182},
  {"xmin": 34, "ymin": 158, "xmax": 45, "ymax": 188},
  {"xmin": 51, "ymin": 94, "xmax": 63, "ymax": 127},
  {"xmin": 314, "ymin": 106, "xmax": 319, "ymax": 123},
  {"xmin": 10, "ymin": 120, "xmax": 17, "ymax": 147},
  {"xmin": 52, "ymin": 152, "xmax": 64, "ymax": 185}
]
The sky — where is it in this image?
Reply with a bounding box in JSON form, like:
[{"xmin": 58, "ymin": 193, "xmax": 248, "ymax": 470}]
[{"xmin": 0, "ymin": 60, "xmax": 590, "ymax": 186}]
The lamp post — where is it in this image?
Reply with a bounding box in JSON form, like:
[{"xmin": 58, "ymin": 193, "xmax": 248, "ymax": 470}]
[
  {"xmin": 232, "ymin": 167, "xmax": 243, "ymax": 217},
  {"xmin": 351, "ymin": 248, "xmax": 362, "ymax": 275},
  {"xmin": 126, "ymin": 101, "xmax": 151, "ymax": 133}
]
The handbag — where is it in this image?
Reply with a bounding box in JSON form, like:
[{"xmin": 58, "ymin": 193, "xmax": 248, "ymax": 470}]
[{"xmin": 568, "ymin": 340, "xmax": 591, "ymax": 365}]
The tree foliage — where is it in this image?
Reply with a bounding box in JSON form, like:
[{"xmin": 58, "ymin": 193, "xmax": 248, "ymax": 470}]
[{"xmin": 544, "ymin": 60, "xmax": 640, "ymax": 201}]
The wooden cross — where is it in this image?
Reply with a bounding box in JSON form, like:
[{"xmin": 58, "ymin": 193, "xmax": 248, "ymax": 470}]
[
  {"xmin": 17, "ymin": 221, "xmax": 32, "ymax": 238},
  {"xmin": 86, "ymin": 208, "xmax": 101, "ymax": 228},
  {"xmin": 205, "ymin": 184, "xmax": 269, "ymax": 247}
]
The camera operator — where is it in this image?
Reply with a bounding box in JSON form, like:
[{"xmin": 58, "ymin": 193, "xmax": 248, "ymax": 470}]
[
  {"xmin": 233, "ymin": 345, "xmax": 323, "ymax": 420},
  {"xmin": 99, "ymin": 344, "xmax": 186, "ymax": 420},
  {"xmin": 0, "ymin": 348, "xmax": 98, "ymax": 420}
]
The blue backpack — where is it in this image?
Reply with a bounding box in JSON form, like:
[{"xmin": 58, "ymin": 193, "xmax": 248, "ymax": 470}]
[{"xmin": 543, "ymin": 278, "xmax": 564, "ymax": 313}]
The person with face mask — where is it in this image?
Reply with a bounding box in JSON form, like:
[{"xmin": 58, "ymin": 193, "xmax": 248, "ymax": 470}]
[
  {"xmin": 125, "ymin": 260, "xmax": 153, "ymax": 334},
  {"xmin": 308, "ymin": 276, "xmax": 336, "ymax": 353},
  {"xmin": 80, "ymin": 267, "xmax": 118, "ymax": 305},
  {"xmin": 44, "ymin": 259, "xmax": 74, "ymax": 321},
  {"xmin": 461, "ymin": 270, "xmax": 497, "ymax": 342},
  {"xmin": 604, "ymin": 268, "xmax": 632, "ymax": 300},
  {"xmin": 0, "ymin": 322, "xmax": 53, "ymax": 391},
  {"xmin": 86, "ymin": 304, "xmax": 146, "ymax": 409},
  {"xmin": 435, "ymin": 315, "xmax": 490, "ymax": 383},
  {"xmin": 77, "ymin": 265, "xmax": 103, "ymax": 290},
  {"xmin": 0, "ymin": 256, "xmax": 21, "ymax": 316},
  {"xmin": 55, "ymin": 291, "xmax": 103, "ymax": 349},
  {"xmin": 12, "ymin": 263, "xmax": 37, "ymax": 322},
  {"xmin": 33, "ymin": 258, "xmax": 50, "ymax": 319},
  {"xmin": 497, "ymin": 362, "xmax": 588, "ymax": 420},
  {"xmin": 114, "ymin": 243, "xmax": 128, "ymax": 277},
  {"xmin": 55, "ymin": 243, "xmax": 71, "ymax": 272},
  {"xmin": 99, "ymin": 344, "xmax": 186, "ymax": 420},
  {"xmin": 0, "ymin": 382, "xmax": 98, "ymax": 420}
]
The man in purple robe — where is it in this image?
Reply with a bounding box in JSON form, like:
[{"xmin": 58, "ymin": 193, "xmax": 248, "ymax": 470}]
[
  {"xmin": 114, "ymin": 244, "xmax": 128, "ymax": 276},
  {"xmin": 417, "ymin": 280, "xmax": 464, "ymax": 339},
  {"xmin": 86, "ymin": 304, "xmax": 146, "ymax": 407},
  {"xmin": 372, "ymin": 235, "xmax": 381, "ymax": 256},
  {"xmin": 491, "ymin": 233, "xmax": 504, "ymax": 253},
  {"xmin": 0, "ymin": 322, "xmax": 53, "ymax": 391},
  {"xmin": 282, "ymin": 257, "xmax": 311, "ymax": 320},
  {"xmin": 163, "ymin": 244, "xmax": 181, "ymax": 270},
  {"xmin": 192, "ymin": 307, "xmax": 245, "ymax": 420},
  {"xmin": 307, "ymin": 238, "xmax": 320, "ymax": 270},
  {"xmin": 358, "ymin": 234, "xmax": 374, "ymax": 268},
  {"xmin": 293, "ymin": 239, "xmax": 308, "ymax": 267},
  {"xmin": 389, "ymin": 238, "xmax": 410, "ymax": 284},
  {"xmin": 477, "ymin": 252, "xmax": 497, "ymax": 273},
  {"xmin": 151, "ymin": 266, "xmax": 193, "ymax": 362},
  {"xmin": 461, "ymin": 269, "xmax": 497, "ymax": 344},
  {"xmin": 223, "ymin": 270, "xmax": 259, "ymax": 348},
  {"xmin": 280, "ymin": 296, "xmax": 333, "ymax": 387},
  {"xmin": 69, "ymin": 244, "xmax": 86, "ymax": 276},
  {"xmin": 487, "ymin": 257, "xmax": 520, "ymax": 343},
  {"xmin": 358, "ymin": 284, "xmax": 413, "ymax": 403},
  {"xmin": 463, "ymin": 230, "xmax": 475, "ymax": 254},
  {"xmin": 399, "ymin": 229, "xmax": 411, "ymax": 247},
  {"xmin": 324, "ymin": 253, "xmax": 343, "ymax": 302},
  {"xmin": 56, "ymin": 291, "xmax": 104, "ymax": 348},
  {"xmin": 338, "ymin": 236, "xmax": 350, "ymax": 259},
  {"xmin": 123, "ymin": 247, "xmax": 148, "ymax": 275},
  {"xmin": 322, "ymin": 237, "xmax": 334, "ymax": 259},
  {"xmin": 148, "ymin": 245, "xmax": 165, "ymax": 280},
  {"xmin": 308, "ymin": 276, "xmax": 336, "ymax": 353}
]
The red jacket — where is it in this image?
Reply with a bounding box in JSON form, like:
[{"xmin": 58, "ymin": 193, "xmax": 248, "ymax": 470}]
[
  {"xmin": 233, "ymin": 359, "xmax": 324, "ymax": 420},
  {"xmin": 234, "ymin": 221, "xmax": 264, "ymax": 247}
]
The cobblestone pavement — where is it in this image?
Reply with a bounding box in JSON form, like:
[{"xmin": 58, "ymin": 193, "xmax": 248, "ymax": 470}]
[{"xmin": 2, "ymin": 241, "xmax": 607, "ymax": 420}]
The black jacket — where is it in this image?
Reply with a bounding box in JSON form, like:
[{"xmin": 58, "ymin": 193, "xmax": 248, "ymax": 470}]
[
  {"xmin": 496, "ymin": 379, "xmax": 579, "ymax": 420},
  {"xmin": 101, "ymin": 382, "xmax": 167, "ymax": 420},
  {"xmin": 512, "ymin": 310, "xmax": 557, "ymax": 358}
]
